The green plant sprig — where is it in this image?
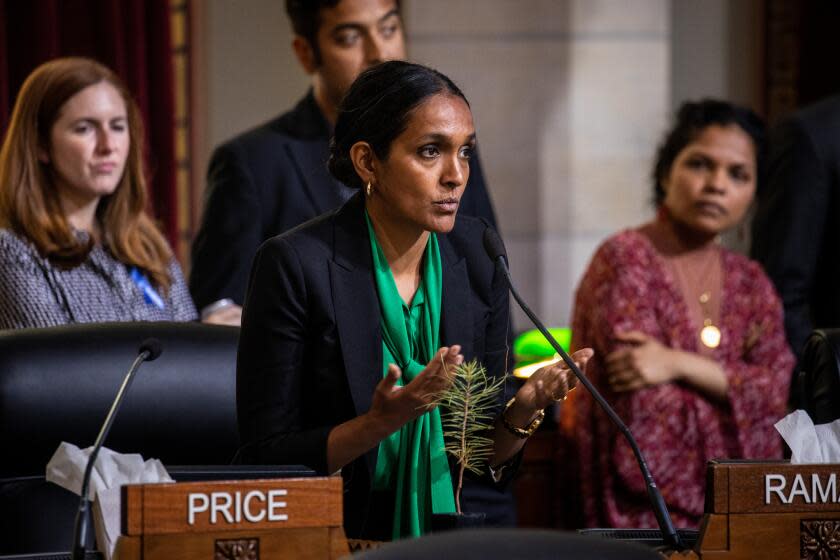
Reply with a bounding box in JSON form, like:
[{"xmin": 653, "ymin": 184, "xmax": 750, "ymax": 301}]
[{"xmin": 437, "ymin": 359, "xmax": 506, "ymax": 513}]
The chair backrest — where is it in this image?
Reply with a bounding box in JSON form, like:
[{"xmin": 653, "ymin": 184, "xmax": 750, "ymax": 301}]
[
  {"xmin": 0, "ymin": 321, "xmax": 240, "ymax": 478},
  {"xmin": 798, "ymin": 328, "xmax": 840, "ymax": 424}
]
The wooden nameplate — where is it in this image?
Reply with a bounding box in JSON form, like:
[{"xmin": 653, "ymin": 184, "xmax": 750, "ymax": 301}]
[
  {"xmin": 114, "ymin": 476, "xmax": 348, "ymax": 559},
  {"xmin": 697, "ymin": 460, "xmax": 840, "ymax": 559}
]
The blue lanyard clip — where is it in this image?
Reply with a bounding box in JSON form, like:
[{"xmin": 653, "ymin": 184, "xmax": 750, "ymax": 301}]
[{"xmin": 129, "ymin": 267, "xmax": 165, "ymax": 309}]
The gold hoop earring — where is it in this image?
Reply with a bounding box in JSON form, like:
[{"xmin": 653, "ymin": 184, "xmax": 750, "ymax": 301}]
[{"xmin": 365, "ymin": 181, "xmax": 373, "ymax": 197}]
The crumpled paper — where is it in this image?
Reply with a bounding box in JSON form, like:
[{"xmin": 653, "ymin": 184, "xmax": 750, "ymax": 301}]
[
  {"xmin": 46, "ymin": 442, "xmax": 173, "ymax": 560},
  {"xmin": 774, "ymin": 409, "xmax": 840, "ymax": 463}
]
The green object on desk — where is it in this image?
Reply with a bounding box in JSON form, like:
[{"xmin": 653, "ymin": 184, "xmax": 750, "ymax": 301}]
[{"xmin": 512, "ymin": 327, "xmax": 571, "ymax": 378}]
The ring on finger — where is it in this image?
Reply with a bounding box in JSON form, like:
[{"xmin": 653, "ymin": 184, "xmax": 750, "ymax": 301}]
[{"xmin": 551, "ymin": 390, "xmax": 567, "ymax": 402}]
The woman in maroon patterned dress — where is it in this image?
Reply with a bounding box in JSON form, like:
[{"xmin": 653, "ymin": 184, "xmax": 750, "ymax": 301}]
[{"xmin": 564, "ymin": 100, "xmax": 793, "ymax": 528}]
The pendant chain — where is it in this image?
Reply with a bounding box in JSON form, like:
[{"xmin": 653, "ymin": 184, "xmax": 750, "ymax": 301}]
[{"xmin": 669, "ymin": 247, "xmax": 721, "ymax": 349}]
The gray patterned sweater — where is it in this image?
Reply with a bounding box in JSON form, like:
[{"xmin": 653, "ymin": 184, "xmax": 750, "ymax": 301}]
[{"xmin": 0, "ymin": 229, "xmax": 197, "ymax": 329}]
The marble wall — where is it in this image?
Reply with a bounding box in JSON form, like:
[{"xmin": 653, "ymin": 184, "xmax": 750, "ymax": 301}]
[
  {"xmin": 406, "ymin": 0, "xmax": 670, "ymax": 329},
  {"xmin": 194, "ymin": 0, "xmax": 307, "ymax": 191}
]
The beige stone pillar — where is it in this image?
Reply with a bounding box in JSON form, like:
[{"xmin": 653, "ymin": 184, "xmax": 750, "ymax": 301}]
[{"xmin": 406, "ymin": 0, "xmax": 670, "ymax": 330}]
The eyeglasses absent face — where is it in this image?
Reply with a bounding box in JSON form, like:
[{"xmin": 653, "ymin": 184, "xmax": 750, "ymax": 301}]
[
  {"xmin": 661, "ymin": 124, "xmax": 757, "ymax": 236},
  {"xmin": 313, "ymin": 0, "xmax": 406, "ymax": 109},
  {"xmin": 367, "ymin": 93, "xmax": 476, "ymax": 236},
  {"xmin": 41, "ymin": 81, "xmax": 130, "ymax": 210}
]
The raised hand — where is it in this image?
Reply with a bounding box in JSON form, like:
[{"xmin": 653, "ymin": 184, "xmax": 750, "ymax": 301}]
[
  {"xmin": 506, "ymin": 348, "xmax": 593, "ymax": 426},
  {"xmin": 369, "ymin": 345, "xmax": 464, "ymax": 430}
]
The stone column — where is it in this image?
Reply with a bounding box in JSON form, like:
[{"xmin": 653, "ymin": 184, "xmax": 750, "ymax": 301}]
[{"xmin": 406, "ymin": 0, "xmax": 670, "ymax": 330}]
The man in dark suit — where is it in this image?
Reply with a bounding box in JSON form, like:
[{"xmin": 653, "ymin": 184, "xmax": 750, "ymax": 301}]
[
  {"xmin": 751, "ymin": 95, "xmax": 840, "ymax": 362},
  {"xmin": 190, "ymin": 0, "xmax": 499, "ymax": 323}
]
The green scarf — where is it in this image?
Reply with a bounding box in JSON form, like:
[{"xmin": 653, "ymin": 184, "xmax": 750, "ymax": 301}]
[{"xmin": 365, "ymin": 212, "xmax": 456, "ymax": 539}]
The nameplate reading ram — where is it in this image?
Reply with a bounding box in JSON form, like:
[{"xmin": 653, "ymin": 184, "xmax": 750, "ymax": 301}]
[
  {"xmin": 706, "ymin": 460, "xmax": 840, "ymax": 513},
  {"xmin": 698, "ymin": 461, "xmax": 840, "ymax": 559},
  {"xmin": 122, "ymin": 477, "xmax": 343, "ymax": 535}
]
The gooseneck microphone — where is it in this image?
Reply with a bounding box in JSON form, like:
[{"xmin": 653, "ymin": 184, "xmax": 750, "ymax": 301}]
[
  {"xmin": 483, "ymin": 228, "xmax": 684, "ymax": 550},
  {"xmin": 71, "ymin": 338, "xmax": 163, "ymax": 560}
]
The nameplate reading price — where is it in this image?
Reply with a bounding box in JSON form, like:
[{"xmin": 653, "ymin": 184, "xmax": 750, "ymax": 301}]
[
  {"xmin": 187, "ymin": 489, "xmax": 288, "ymax": 525},
  {"xmin": 122, "ymin": 477, "xmax": 342, "ymax": 536}
]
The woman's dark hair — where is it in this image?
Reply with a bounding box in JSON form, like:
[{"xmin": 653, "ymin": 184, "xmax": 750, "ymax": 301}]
[
  {"xmin": 328, "ymin": 60, "xmax": 469, "ymax": 189},
  {"xmin": 286, "ymin": 0, "xmax": 402, "ymax": 64},
  {"xmin": 652, "ymin": 99, "xmax": 766, "ymax": 205}
]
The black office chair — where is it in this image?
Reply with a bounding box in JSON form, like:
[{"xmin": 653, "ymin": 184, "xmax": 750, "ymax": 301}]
[
  {"xmin": 798, "ymin": 328, "xmax": 840, "ymax": 424},
  {"xmin": 353, "ymin": 529, "xmax": 662, "ymax": 560},
  {"xmin": 0, "ymin": 322, "xmax": 240, "ymax": 555}
]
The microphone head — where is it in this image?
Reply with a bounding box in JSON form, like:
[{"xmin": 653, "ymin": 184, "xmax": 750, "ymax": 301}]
[
  {"xmin": 138, "ymin": 338, "xmax": 163, "ymax": 361},
  {"xmin": 483, "ymin": 226, "xmax": 507, "ymax": 263}
]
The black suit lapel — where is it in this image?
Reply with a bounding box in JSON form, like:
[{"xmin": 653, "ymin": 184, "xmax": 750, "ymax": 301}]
[
  {"xmin": 329, "ymin": 195, "xmax": 382, "ymax": 419},
  {"xmin": 330, "ymin": 195, "xmax": 382, "ymax": 483},
  {"xmin": 439, "ymin": 234, "xmax": 474, "ymax": 358},
  {"xmin": 286, "ymin": 140, "xmax": 346, "ymax": 215},
  {"xmin": 280, "ymin": 91, "xmax": 346, "ymax": 216}
]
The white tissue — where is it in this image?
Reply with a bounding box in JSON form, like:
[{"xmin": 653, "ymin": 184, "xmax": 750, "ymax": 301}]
[
  {"xmin": 45, "ymin": 442, "xmax": 173, "ymax": 560},
  {"xmin": 774, "ymin": 409, "xmax": 840, "ymax": 464}
]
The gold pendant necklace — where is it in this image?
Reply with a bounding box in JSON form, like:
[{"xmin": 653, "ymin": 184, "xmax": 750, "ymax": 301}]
[
  {"xmin": 656, "ymin": 223, "xmax": 722, "ymax": 351},
  {"xmin": 698, "ymin": 291, "xmax": 720, "ymax": 348},
  {"xmin": 700, "ymin": 321, "xmax": 721, "ymax": 348}
]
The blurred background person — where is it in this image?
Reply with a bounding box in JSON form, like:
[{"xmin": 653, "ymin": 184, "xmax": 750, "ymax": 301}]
[
  {"xmin": 751, "ymin": 94, "xmax": 840, "ymax": 369},
  {"xmin": 236, "ymin": 61, "xmax": 589, "ymax": 540},
  {"xmin": 562, "ymin": 100, "xmax": 792, "ymax": 528},
  {"xmin": 189, "ymin": 0, "xmax": 498, "ymax": 326},
  {"xmin": 0, "ymin": 57, "xmax": 197, "ymax": 329}
]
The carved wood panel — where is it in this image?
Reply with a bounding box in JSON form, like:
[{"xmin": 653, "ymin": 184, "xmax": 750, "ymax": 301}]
[
  {"xmin": 214, "ymin": 537, "xmax": 259, "ymax": 560},
  {"xmin": 802, "ymin": 519, "xmax": 840, "ymax": 560}
]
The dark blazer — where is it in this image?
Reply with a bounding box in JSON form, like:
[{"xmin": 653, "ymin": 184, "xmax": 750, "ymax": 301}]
[
  {"xmin": 752, "ymin": 95, "xmax": 840, "ymax": 359},
  {"xmin": 189, "ymin": 91, "xmax": 500, "ymax": 311},
  {"xmin": 236, "ymin": 193, "xmax": 514, "ymax": 539}
]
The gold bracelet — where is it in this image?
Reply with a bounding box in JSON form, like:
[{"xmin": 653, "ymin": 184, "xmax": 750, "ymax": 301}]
[{"xmin": 501, "ymin": 397, "xmax": 544, "ymax": 439}]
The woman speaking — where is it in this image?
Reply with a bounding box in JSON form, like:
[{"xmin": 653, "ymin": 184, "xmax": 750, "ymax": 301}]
[{"xmin": 236, "ymin": 61, "xmax": 591, "ymax": 541}]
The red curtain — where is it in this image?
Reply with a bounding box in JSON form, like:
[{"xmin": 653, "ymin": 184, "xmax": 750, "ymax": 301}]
[{"xmin": 0, "ymin": 0, "xmax": 178, "ymax": 250}]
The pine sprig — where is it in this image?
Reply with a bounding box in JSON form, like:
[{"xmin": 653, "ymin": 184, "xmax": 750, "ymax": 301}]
[{"xmin": 437, "ymin": 359, "xmax": 506, "ymax": 513}]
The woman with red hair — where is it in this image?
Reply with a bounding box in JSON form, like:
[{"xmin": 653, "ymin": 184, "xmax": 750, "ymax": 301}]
[{"xmin": 0, "ymin": 57, "xmax": 196, "ymax": 328}]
